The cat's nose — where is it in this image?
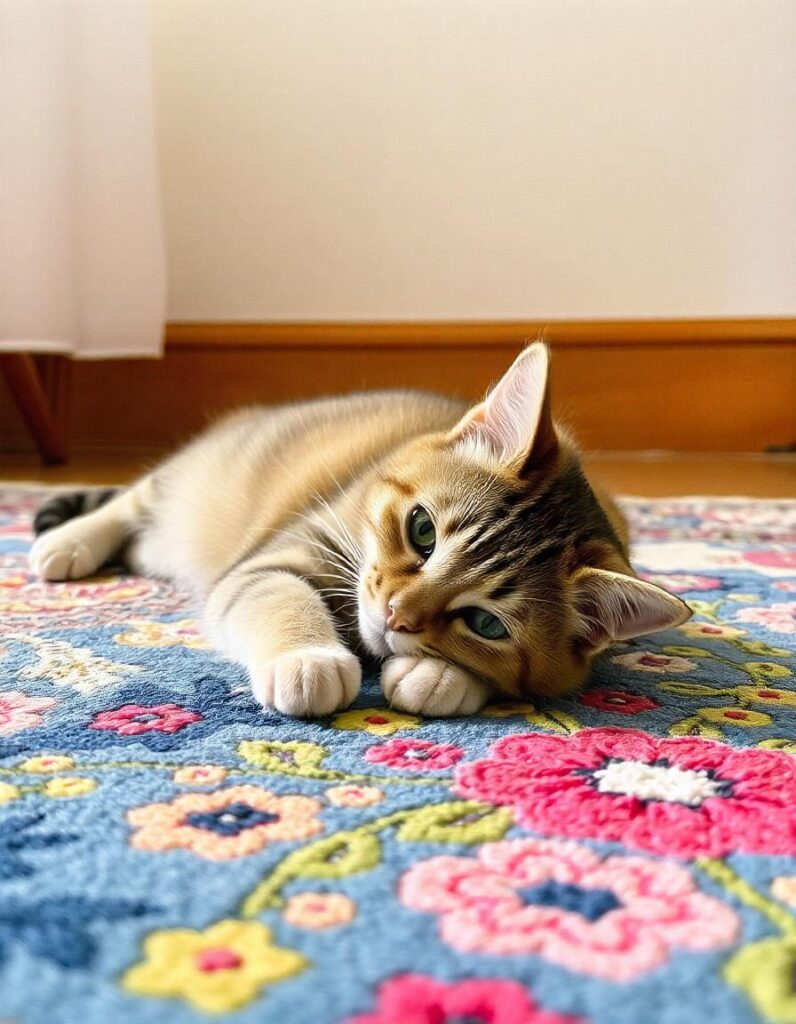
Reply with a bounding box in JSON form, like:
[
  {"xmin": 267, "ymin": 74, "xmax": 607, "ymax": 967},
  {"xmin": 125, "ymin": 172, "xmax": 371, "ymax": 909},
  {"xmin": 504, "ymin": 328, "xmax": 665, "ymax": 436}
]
[{"xmin": 386, "ymin": 598, "xmax": 421, "ymax": 634}]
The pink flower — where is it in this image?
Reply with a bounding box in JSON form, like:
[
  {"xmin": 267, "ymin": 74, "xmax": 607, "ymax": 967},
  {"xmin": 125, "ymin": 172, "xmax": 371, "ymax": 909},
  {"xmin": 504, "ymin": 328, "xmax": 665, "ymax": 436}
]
[
  {"xmin": 611, "ymin": 651, "xmax": 696, "ymax": 674},
  {"xmin": 89, "ymin": 703, "xmax": 202, "ymax": 736},
  {"xmin": 346, "ymin": 973, "xmax": 583, "ymax": 1024},
  {"xmin": 744, "ymin": 551, "xmax": 796, "ymax": 571},
  {"xmin": 641, "ymin": 573, "xmax": 722, "ymax": 593},
  {"xmin": 364, "ymin": 738, "xmax": 464, "ymax": 773},
  {"xmin": 454, "ymin": 728, "xmax": 796, "ymax": 859},
  {"xmin": 578, "ymin": 689, "xmax": 659, "ymax": 715},
  {"xmin": 0, "ymin": 691, "xmax": 57, "ymax": 735},
  {"xmin": 734, "ymin": 603, "xmax": 796, "ymax": 635},
  {"xmin": 400, "ymin": 839, "xmax": 737, "ymax": 981}
]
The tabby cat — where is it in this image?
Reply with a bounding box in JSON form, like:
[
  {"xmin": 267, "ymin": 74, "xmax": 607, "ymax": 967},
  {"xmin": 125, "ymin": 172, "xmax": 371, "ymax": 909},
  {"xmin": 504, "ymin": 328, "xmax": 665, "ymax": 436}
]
[{"xmin": 30, "ymin": 344, "xmax": 690, "ymax": 717}]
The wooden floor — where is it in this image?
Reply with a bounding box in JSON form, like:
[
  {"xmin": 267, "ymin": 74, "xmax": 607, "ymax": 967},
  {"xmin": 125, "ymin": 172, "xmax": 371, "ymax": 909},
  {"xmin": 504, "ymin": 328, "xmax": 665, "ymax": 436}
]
[{"xmin": 0, "ymin": 450, "xmax": 794, "ymax": 498}]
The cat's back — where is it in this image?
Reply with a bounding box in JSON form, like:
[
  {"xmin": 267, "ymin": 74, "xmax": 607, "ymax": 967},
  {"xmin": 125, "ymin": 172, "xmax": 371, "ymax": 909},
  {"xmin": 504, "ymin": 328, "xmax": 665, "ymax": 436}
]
[{"xmin": 141, "ymin": 389, "xmax": 465, "ymax": 588}]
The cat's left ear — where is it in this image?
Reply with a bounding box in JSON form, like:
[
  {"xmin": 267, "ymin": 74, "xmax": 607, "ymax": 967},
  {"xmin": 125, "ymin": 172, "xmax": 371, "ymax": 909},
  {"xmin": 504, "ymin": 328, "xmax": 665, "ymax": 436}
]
[
  {"xmin": 572, "ymin": 567, "xmax": 692, "ymax": 652},
  {"xmin": 450, "ymin": 342, "xmax": 557, "ymax": 471}
]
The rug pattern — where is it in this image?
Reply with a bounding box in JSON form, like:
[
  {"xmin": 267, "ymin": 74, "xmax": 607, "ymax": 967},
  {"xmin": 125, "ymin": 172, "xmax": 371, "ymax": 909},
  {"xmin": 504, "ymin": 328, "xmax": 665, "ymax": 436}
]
[{"xmin": 0, "ymin": 490, "xmax": 794, "ymax": 1024}]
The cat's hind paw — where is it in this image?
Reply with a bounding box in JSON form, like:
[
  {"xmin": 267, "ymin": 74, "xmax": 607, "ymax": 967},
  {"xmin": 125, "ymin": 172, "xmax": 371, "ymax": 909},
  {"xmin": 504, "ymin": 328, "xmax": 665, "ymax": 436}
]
[
  {"xmin": 381, "ymin": 656, "xmax": 491, "ymax": 717},
  {"xmin": 251, "ymin": 646, "xmax": 361, "ymax": 717}
]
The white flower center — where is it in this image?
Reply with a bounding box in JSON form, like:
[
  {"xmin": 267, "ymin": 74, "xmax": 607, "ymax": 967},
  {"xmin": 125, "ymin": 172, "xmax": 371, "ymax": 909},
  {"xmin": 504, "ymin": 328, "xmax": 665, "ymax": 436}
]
[{"xmin": 593, "ymin": 759, "xmax": 721, "ymax": 806}]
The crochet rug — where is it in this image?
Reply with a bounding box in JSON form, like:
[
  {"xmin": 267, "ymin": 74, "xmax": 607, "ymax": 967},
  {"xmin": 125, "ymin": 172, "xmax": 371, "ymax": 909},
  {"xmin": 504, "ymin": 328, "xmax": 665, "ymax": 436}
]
[{"xmin": 1, "ymin": 489, "xmax": 795, "ymax": 1024}]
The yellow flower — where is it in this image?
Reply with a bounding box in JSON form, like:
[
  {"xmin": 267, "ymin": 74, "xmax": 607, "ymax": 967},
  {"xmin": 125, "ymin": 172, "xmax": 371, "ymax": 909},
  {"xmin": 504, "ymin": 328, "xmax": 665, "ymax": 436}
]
[
  {"xmin": 331, "ymin": 708, "xmax": 420, "ymax": 735},
  {"xmin": 697, "ymin": 707, "xmax": 772, "ymax": 728},
  {"xmin": 114, "ymin": 619, "xmax": 212, "ymax": 650},
  {"xmin": 0, "ymin": 782, "xmax": 20, "ymax": 804},
  {"xmin": 737, "ymin": 685, "xmax": 796, "ymax": 707},
  {"xmin": 20, "ymin": 755, "xmax": 76, "ymax": 774},
  {"xmin": 43, "ymin": 777, "xmax": 97, "ymax": 798},
  {"xmin": 742, "ymin": 661, "xmax": 793, "ymax": 679},
  {"xmin": 123, "ymin": 919, "xmax": 305, "ymax": 1014}
]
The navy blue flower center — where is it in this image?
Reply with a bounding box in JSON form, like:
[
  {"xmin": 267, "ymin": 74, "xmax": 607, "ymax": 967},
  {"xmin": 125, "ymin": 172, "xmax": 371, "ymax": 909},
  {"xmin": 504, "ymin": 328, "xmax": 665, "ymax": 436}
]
[
  {"xmin": 185, "ymin": 802, "xmax": 280, "ymax": 836},
  {"xmin": 517, "ymin": 880, "xmax": 622, "ymax": 921}
]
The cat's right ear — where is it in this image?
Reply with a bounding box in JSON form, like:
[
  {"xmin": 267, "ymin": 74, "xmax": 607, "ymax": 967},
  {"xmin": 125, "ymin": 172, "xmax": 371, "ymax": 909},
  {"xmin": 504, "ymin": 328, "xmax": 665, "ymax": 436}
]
[{"xmin": 448, "ymin": 342, "xmax": 558, "ymax": 472}]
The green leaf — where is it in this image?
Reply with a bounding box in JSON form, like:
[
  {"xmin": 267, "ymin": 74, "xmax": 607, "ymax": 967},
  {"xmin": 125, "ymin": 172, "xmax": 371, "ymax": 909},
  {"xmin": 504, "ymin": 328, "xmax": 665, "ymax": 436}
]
[
  {"xmin": 658, "ymin": 682, "xmax": 733, "ymax": 698},
  {"xmin": 757, "ymin": 738, "xmax": 796, "ymax": 754},
  {"xmin": 738, "ymin": 640, "xmax": 791, "ymax": 658},
  {"xmin": 291, "ymin": 831, "xmax": 382, "ymax": 880},
  {"xmin": 524, "ymin": 709, "xmax": 580, "ymax": 735},
  {"xmin": 668, "ymin": 715, "xmax": 723, "ymax": 738},
  {"xmin": 662, "ymin": 645, "xmax": 714, "ymax": 658},
  {"xmin": 397, "ymin": 801, "xmax": 513, "ymax": 845},
  {"xmin": 237, "ymin": 740, "xmax": 327, "ymax": 773}
]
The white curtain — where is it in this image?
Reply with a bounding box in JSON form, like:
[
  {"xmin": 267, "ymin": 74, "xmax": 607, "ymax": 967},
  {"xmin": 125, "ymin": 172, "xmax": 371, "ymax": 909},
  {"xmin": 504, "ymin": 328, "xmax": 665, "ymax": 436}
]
[{"xmin": 0, "ymin": 0, "xmax": 165, "ymax": 359}]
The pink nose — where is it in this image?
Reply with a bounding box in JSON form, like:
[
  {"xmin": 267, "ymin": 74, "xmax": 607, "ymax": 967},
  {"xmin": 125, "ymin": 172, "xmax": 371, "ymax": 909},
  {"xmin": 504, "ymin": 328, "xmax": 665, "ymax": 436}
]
[{"xmin": 386, "ymin": 599, "xmax": 420, "ymax": 633}]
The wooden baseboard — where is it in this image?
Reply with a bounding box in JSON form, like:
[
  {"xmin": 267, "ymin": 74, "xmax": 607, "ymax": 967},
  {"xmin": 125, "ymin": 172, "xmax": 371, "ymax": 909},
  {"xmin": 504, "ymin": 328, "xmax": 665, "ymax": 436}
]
[
  {"xmin": 166, "ymin": 318, "xmax": 796, "ymax": 350},
  {"xmin": 1, "ymin": 319, "xmax": 794, "ymax": 454}
]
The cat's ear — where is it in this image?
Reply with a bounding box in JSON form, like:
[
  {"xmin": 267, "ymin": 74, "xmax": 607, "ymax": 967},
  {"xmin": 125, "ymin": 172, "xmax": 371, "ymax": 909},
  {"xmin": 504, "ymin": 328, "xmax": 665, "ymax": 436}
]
[
  {"xmin": 450, "ymin": 342, "xmax": 557, "ymax": 471},
  {"xmin": 572, "ymin": 567, "xmax": 692, "ymax": 652}
]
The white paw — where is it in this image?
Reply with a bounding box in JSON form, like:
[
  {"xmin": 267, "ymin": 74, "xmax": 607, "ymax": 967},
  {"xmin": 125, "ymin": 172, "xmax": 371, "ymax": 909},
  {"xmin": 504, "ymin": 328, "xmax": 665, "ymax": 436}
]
[
  {"xmin": 251, "ymin": 646, "xmax": 361, "ymax": 717},
  {"xmin": 381, "ymin": 656, "xmax": 491, "ymax": 717},
  {"xmin": 29, "ymin": 524, "xmax": 105, "ymax": 581}
]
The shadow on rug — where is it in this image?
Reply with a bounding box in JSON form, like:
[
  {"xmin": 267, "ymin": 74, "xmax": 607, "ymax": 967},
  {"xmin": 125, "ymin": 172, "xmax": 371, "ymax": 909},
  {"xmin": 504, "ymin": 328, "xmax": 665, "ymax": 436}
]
[{"xmin": 0, "ymin": 490, "xmax": 795, "ymax": 1024}]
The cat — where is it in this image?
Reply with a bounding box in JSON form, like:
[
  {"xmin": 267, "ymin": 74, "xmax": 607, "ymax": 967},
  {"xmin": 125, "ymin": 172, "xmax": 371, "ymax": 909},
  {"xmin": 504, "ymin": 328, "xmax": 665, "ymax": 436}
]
[{"xmin": 30, "ymin": 343, "xmax": 691, "ymax": 717}]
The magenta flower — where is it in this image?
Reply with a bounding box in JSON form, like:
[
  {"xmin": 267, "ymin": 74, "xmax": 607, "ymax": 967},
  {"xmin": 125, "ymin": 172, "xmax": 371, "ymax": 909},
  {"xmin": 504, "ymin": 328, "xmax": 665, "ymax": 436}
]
[
  {"xmin": 89, "ymin": 703, "xmax": 202, "ymax": 736},
  {"xmin": 454, "ymin": 728, "xmax": 796, "ymax": 859},
  {"xmin": 364, "ymin": 738, "xmax": 464, "ymax": 773},
  {"xmin": 0, "ymin": 690, "xmax": 56, "ymax": 735},
  {"xmin": 578, "ymin": 689, "xmax": 659, "ymax": 715},
  {"xmin": 346, "ymin": 973, "xmax": 583, "ymax": 1024},
  {"xmin": 400, "ymin": 839, "xmax": 737, "ymax": 981}
]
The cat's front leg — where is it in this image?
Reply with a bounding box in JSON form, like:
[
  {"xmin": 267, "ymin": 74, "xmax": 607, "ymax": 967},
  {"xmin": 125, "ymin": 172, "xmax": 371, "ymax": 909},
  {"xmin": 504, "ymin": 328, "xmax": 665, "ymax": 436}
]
[
  {"xmin": 380, "ymin": 657, "xmax": 491, "ymax": 717},
  {"xmin": 207, "ymin": 566, "xmax": 360, "ymax": 717}
]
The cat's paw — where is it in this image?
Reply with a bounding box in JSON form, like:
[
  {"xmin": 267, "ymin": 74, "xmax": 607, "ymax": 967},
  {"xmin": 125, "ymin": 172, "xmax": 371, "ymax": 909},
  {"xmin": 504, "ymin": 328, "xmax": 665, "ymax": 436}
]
[
  {"xmin": 381, "ymin": 656, "xmax": 491, "ymax": 717},
  {"xmin": 251, "ymin": 646, "xmax": 361, "ymax": 717},
  {"xmin": 29, "ymin": 523, "xmax": 106, "ymax": 581}
]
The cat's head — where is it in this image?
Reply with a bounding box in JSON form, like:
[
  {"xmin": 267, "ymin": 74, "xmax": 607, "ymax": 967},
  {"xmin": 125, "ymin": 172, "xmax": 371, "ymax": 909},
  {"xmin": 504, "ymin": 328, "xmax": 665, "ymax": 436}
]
[{"xmin": 357, "ymin": 343, "xmax": 691, "ymax": 698}]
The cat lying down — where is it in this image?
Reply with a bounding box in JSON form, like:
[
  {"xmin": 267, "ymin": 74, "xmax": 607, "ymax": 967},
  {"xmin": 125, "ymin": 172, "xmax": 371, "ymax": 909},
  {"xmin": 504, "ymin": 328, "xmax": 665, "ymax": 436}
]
[{"xmin": 30, "ymin": 343, "xmax": 690, "ymax": 717}]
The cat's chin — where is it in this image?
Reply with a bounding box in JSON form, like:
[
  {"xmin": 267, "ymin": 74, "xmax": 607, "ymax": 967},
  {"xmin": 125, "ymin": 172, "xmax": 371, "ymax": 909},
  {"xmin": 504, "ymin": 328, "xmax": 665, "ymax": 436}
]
[
  {"xmin": 385, "ymin": 631, "xmax": 422, "ymax": 657},
  {"xmin": 357, "ymin": 606, "xmax": 391, "ymax": 658}
]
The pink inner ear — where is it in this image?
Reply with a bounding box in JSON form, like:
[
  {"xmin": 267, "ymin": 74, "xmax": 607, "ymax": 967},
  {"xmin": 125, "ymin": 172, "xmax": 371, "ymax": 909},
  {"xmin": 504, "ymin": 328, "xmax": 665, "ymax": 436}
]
[
  {"xmin": 450, "ymin": 343, "xmax": 556, "ymax": 468},
  {"xmin": 574, "ymin": 568, "xmax": 692, "ymax": 649}
]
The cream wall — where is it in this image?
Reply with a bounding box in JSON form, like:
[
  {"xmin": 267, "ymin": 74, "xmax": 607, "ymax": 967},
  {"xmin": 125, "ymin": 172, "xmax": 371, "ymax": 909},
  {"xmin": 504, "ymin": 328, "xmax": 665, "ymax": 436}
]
[{"xmin": 149, "ymin": 0, "xmax": 796, "ymax": 321}]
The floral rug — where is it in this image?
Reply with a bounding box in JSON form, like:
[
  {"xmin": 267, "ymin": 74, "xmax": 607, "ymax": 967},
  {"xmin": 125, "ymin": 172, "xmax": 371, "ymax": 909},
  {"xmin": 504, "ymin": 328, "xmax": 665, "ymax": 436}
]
[{"xmin": 1, "ymin": 489, "xmax": 795, "ymax": 1024}]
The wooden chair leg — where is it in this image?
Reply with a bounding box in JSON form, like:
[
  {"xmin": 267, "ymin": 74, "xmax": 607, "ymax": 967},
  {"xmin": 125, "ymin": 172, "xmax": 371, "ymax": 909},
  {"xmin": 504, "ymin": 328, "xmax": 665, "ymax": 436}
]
[{"xmin": 0, "ymin": 353, "xmax": 70, "ymax": 464}]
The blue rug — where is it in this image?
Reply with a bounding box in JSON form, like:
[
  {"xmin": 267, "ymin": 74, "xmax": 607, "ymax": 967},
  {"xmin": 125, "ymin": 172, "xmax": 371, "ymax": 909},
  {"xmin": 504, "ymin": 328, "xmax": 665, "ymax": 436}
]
[{"xmin": 1, "ymin": 489, "xmax": 795, "ymax": 1024}]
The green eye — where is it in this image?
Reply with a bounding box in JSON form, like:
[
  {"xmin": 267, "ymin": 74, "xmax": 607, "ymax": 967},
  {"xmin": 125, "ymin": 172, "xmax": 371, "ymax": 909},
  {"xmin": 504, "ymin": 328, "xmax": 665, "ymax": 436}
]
[
  {"xmin": 408, "ymin": 505, "xmax": 436, "ymax": 558},
  {"xmin": 461, "ymin": 607, "xmax": 509, "ymax": 640}
]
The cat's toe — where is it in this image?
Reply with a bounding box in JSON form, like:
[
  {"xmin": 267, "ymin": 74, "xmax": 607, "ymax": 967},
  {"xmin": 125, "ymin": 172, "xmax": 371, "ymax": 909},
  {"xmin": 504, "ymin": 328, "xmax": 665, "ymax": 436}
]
[
  {"xmin": 381, "ymin": 656, "xmax": 490, "ymax": 717},
  {"xmin": 251, "ymin": 646, "xmax": 361, "ymax": 717}
]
